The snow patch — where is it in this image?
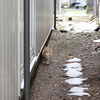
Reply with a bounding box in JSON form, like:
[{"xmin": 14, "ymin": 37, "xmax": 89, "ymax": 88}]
[
  {"xmin": 21, "ymin": 56, "xmax": 37, "ymax": 89},
  {"xmin": 65, "ymin": 69, "xmax": 83, "ymax": 77},
  {"xmin": 64, "ymin": 63, "xmax": 82, "ymax": 71},
  {"xmin": 30, "ymin": 56, "xmax": 37, "ymax": 72},
  {"xmin": 67, "ymin": 57, "xmax": 82, "ymax": 62},
  {"xmin": 65, "ymin": 78, "xmax": 87, "ymax": 85},
  {"xmin": 93, "ymin": 39, "xmax": 100, "ymax": 42},
  {"xmin": 63, "ymin": 57, "xmax": 89, "ymax": 96},
  {"xmin": 67, "ymin": 87, "xmax": 90, "ymax": 96},
  {"xmin": 64, "ymin": 63, "xmax": 83, "ymax": 77}
]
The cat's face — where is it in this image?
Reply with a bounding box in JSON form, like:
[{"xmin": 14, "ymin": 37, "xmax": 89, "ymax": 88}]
[
  {"xmin": 41, "ymin": 46, "xmax": 51, "ymax": 64},
  {"xmin": 44, "ymin": 47, "xmax": 51, "ymax": 56}
]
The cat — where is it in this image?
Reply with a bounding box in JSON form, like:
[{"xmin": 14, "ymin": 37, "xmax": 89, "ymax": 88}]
[{"xmin": 41, "ymin": 46, "xmax": 52, "ymax": 64}]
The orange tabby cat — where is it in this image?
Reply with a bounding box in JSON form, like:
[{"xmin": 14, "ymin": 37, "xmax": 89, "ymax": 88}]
[{"xmin": 41, "ymin": 46, "xmax": 52, "ymax": 64}]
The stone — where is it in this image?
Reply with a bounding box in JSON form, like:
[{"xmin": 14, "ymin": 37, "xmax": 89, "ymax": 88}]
[
  {"xmin": 67, "ymin": 16, "xmax": 72, "ymax": 21},
  {"xmin": 78, "ymin": 98, "xmax": 82, "ymax": 100}
]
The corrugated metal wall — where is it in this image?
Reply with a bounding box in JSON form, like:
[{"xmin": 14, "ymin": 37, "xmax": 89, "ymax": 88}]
[
  {"xmin": 20, "ymin": 0, "xmax": 53, "ymax": 90},
  {"xmin": 34, "ymin": 0, "xmax": 53, "ymax": 55},
  {"xmin": 0, "ymin": 0, "xmax": 20, "ymax": 100},
  {"xmin": 0, "ymin": 0, "xmax": 53, "ymax": 99}
]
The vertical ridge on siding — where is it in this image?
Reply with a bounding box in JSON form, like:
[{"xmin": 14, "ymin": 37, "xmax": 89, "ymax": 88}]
[
  {"xmin": 0, "ymin": 0, "xmax": 3, "ymax": 99},
  {"xmin": 0, "ymin": 0, "xmax": 20, "ymax": 100}
]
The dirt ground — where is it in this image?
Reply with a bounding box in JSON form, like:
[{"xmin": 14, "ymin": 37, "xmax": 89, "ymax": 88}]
[{"xmin": 30, "ymin": 8, "xmax": 100, "ymax": 100}]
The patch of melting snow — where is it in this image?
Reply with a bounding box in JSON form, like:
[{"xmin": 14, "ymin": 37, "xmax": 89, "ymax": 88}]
[
  {"xmin": 63, "ymin": 57, "xmax": 89, "ymax": 97},
  {"xmin": 65, "ymin": 69, "xmax": 83, "ymax": 77},
  {"xmin": 65, "ymin": 78, "xmax": 87, "ymax": 85},
  {"xmin": 64, "ymin": 62, "xmax": 83, "ymax": 77},
  {"xmin": 68, "ymin": 87, "xmax": 90, "ymax": 96},
  {"xmin": 67, "ymin": 57, "xmax": 81, "ymax": 62},
  {"xmin": 30, "ymin": 56, "xmax": 37, "ymax": 72},
  {"xmin": 64, "ymin": 63, "xmax": 82, "ymax": 71},
  {"xmin": 93, "ymin": 39, "xmax": 100, "ymax": 42}
]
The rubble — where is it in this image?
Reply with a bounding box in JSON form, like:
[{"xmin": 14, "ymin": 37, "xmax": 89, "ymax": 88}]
[{"xmin": 67, "ymin": 16, "xmax": 72, "ymax": 21}]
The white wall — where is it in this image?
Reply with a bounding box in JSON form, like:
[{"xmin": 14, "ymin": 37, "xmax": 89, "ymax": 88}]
[
  {"xmin": 62, "ymin": 0, "xmax": 68, "ymax": 6},
  {"xmin": 76, "ymin": 0, "xmax": 86, "ymax": 3},
  {"xmin": 0, "ymin": 0, "xmax": 53, "ymax": 99},
  {"xmin": 71, "ymin": 0, "xmax": 76, "ymax": 4},
  {"xmin": 61, "ymin": 0, "xmax": 76, "ymax": 7},
  {"xmin": 0, "ymin": 0, "xmax": 20, "ymax": 100},
  {"xmin": 34, "ymin": 0, "xmax": 53, "ymax": 55}
]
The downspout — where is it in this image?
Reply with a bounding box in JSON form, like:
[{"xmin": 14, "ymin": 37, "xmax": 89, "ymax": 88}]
[
  {"xmin": 54, "ymin": 0, "xmax": 57, "ymax": 30},
  {"xmin": 24, "ymin": 0, "xmax": 30, "ymax": 99}
]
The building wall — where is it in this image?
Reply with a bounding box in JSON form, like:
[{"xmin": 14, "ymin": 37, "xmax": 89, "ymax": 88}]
[
  {"xmin": 71, "ymin": 0, "xmax": 76, "ymax": 4},
  {"xmin": 61, "ymin": 0, "xmax": 87, "ymax": 7},
  {"xmin": 61, "ymin": 0, "xmax": 68, "ymax": 7},
  {"xmin": 62, "ymin": 0, "xmax": 76, "ymax": 7},
  {"xmin": 34, "ymin": 0, "xmax": 53, "ymax": 55},
  {"xmin": 0, "ymin": 0, "xmax": 53, "ymax": 100},
  {"xmin": 0, "ymin": 0, "xmax": 20, "ymax": 100},
  {"xmin": 76, "ymin": 0, "xmax": 86, "ymax": 3}
]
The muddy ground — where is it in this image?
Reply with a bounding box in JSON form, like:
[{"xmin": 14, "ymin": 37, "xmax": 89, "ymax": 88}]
[{"xmin": 30, "ymin": 9, "xmax": 100, "ymax": 100}]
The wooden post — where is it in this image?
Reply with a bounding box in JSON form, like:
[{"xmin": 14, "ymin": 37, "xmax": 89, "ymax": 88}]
[{"xmin": 93, "ymin": 0, "xmax": 99, "ymax": 17}]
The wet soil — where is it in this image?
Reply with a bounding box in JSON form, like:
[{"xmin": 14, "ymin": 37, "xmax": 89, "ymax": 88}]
[{"xmin": 30, "ymin": 9, "xmax": 100, "ymax": 100}]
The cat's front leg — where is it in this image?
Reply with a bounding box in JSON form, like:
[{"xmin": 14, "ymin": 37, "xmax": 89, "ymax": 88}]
[{"xmin": 44, "ymin": 59, "xmax": 47, "ymax": 64}]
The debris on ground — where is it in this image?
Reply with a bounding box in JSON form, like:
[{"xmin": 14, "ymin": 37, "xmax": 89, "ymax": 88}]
[
  {"xmin": 89, "ymin": 15, "xmax": 95, "ymax": 21},
  {"xmin": 67, "ymin": 16, "xmax": 72, "ymax": 21},
  {"xmin": 30, "ymin": 8, "xmax": 100, "ymax": 100},
  {"xmin": 56, "ymin": 17, "xmax": 63, "ymax": 21},
  {"xmin": 60, "ymin": 29, "xmax": 68, "ymax": 32}
]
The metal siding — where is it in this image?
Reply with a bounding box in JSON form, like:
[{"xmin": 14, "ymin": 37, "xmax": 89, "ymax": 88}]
[
  {"xmin": 20, "ymin": 0, "xmax": 24, "ymax": 84},
  {"xmin": 0, "ymin": 0, "xmax": 20, "ymax": 100},
  {"xmin": 31, "ymin": 0, "xmax": 35, "ymax": 52},
  {"xmin": 34, "ymin": 0, "xmax": 53, "ymax": 55},
  {"xmin": 30, "ymin": 0, "xmax": 34, "ymax": 58},
  {"xmin": 76, "ymin": 0, "xmax": 86, "ymax": 3}
]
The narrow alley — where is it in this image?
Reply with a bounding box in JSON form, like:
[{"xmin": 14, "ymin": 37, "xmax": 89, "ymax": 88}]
[{"xmin": 30, "ymin": 7, "xmax": 100, "ymax": 100}]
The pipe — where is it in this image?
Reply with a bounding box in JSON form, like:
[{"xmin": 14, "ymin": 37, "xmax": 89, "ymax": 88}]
[
  {"xmin": 24, "ymin": 0, "xmax": 30, "ymax": 99},
  {"xmin": 54, "ymin": 0, "xmax": 57, "ymax": 30}
]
